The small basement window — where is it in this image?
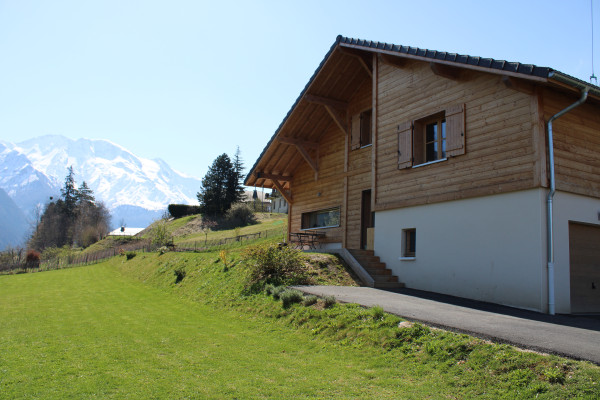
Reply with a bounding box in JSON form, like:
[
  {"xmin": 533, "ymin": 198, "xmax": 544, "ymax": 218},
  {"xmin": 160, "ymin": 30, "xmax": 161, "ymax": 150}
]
[
  {"xmin": 402, "ymin": 228, "xmax": 416, "ymax": 258},
  {"xmin": 301, "ymin": 207, "xmax": 340, "ymax": 230}
]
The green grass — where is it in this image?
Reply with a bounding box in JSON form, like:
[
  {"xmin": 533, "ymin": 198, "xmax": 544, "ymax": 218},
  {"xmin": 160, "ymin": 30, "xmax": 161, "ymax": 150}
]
[
  {"xmin": 172, "ymin": 212, "xmax": 287, "ymax": 245},
  {"xmin": 2, "ymin": 239, "xmax": 599, "ymax": 399},
  {"xmin": 0, "ymin": 261, "xmax": 450, "ymax": 399}
]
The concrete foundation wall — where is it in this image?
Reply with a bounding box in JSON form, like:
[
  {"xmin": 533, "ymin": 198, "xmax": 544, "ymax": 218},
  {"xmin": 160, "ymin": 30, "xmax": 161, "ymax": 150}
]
[
  {"xmin": 374, "ymin": 189, "xmax": 547, "ymax": 312},
  {"xmin": 553, "ymin": 192, "xmax": 600, "ymax": 313}
]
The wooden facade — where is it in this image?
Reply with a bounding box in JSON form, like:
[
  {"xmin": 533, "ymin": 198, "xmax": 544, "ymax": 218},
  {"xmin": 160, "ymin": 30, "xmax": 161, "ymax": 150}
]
[{"xmin": 246, "ymin": 37, "xmax": 600, "ymax": 251}]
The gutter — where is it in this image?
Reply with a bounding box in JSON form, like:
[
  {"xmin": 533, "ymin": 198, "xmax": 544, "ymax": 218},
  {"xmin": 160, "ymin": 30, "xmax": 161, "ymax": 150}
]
[{"xmin": 545, "ymin": 72, "xmax": 592, "ymax": 315}]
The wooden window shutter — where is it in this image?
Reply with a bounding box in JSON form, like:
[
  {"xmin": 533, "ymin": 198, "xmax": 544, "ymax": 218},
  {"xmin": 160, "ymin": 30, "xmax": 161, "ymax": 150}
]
[
  {"xmin": 351, "ymin": 113, "xmax": 361, "ymax": 150},
  {"xmin": 397, "ymin": 120, "xmax": 413, "ymax": 169},
  {"xmin": 446, "ymin": 104, "xmax": 465, "ymax": 157}
]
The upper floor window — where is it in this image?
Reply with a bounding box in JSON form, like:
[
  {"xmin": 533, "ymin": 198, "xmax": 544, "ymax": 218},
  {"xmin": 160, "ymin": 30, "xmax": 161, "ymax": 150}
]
[
  {"xmin": 398, "ymin": 104, "xmax": 465, "ymax": 169},
  {"xmin": 351, "ymin": 109, "xmax": 372, "ymax": 150}
]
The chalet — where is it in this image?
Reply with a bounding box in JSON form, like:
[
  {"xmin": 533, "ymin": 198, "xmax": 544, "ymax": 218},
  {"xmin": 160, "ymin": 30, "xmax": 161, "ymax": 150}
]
[{"xmin": 245, "ymin": 36, "xmax": 600, "ymax": 314}]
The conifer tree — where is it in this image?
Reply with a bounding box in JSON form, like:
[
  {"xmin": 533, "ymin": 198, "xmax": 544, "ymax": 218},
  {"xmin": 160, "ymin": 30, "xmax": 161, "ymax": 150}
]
[
  {"xmin": 61, "ymin": 166, "xmax": 79, "ymax": 219},
  {"xmin": 197, "ymin": 153, "xmax": 238, "ymax": 216}
]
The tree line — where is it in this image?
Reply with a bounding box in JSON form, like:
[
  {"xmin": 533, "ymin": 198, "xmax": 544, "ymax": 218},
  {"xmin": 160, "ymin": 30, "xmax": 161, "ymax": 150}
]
[{"xmin": 29, "ymin": 167, "xmax": 110, "ymax": 251}]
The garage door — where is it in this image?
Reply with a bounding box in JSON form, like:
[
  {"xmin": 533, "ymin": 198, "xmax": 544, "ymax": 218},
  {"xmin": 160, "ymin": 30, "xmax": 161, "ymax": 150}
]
[{"xmin": 569, "ymin": 222, "xmax": 600, "ymax": 313}]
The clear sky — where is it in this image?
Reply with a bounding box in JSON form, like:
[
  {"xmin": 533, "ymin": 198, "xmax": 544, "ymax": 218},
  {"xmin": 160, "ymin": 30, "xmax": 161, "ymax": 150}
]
[{"xmin": 1, "ymin": 0, "xmax": 598, "ymax": 182}]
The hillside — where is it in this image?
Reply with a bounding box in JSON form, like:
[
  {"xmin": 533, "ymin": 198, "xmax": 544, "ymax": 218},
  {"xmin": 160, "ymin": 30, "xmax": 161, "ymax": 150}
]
[{"xmin": 1, "ymin": 213, "xmax": 599, "ymax": 398}]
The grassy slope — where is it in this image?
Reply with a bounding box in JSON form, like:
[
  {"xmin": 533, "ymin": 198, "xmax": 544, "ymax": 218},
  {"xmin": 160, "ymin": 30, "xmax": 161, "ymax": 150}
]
[
  {"xmin": 2, "ymin": 215, "xmax": 599, "ymax": 398},
  {"xmin": 2, "ymin": 258, "xmax": 450, "ymax": 399}
]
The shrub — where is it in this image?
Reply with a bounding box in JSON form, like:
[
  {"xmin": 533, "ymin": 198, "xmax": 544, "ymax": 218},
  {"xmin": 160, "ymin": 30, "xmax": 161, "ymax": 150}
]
[
  {"xmin": 323, "ymin": 295, "xmax": 336, "ymax": 308},
  {"xmin": 225, "ymin": 203, "xmax": 257, "ymax": 227},
  {"xmin": 174, "ymin": 267, "xmax": 186, "ymax": 284},
  {"xmin": 157, "ymin": 246, "xmax": 169, "ymax": 255},
  {"xmin": 25, "ymin": 250, "xmax": 41, "ymax": 268},
  {"xmin": 271, "ymin": 286, "xmax": 286, "ymax": 300},
  {"xmin": 280, "ymin": 289, "xmax": 303, "ymax": 308},
  {"xmin": 303, "ymin": 295, "xmax": 318, "ymax": 306},
  {"xmin": 168, "ymin": 204, "xmax": 201, "ymax": 219},
  {"xmin": 125, "ymin": 251, "xmax": 136, "ymax": 260},
  {"xmin": 150, "ymin": 220, "xmax": 173, "ymax": 247},
  {"xmin": 370, "ymin": 306, "xmax": 385, "ymax": 320},
  {"xmin": 242, "ymin": 243, "xmax": 306, "ymax": 290}
]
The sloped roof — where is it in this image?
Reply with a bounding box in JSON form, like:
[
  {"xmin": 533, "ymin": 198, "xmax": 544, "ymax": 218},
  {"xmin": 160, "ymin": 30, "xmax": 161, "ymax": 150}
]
[{"xmin": 245, "ymin": 35, "xmax": 600, "ymax": 186}]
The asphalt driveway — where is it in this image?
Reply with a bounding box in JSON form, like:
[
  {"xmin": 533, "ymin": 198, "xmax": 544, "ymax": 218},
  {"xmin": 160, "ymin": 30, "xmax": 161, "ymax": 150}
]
[{"xmin": 292, "ymin": 285, "xmax": 600, "ymax": 365}]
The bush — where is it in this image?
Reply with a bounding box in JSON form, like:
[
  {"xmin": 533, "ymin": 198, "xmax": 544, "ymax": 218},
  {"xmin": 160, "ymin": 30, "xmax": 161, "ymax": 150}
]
[
  {"xmin": 242, "ymin": 243, "xmax": 306, "ymax": 290},
  {"xmin": 280, "ymin": 289, "xmax": 303, "ymax": 308},
  {"xmin": 125, "ymin": 251, "xmax": 136, "ymax": 260},
  {"xmin": 174, "ymin": 267, "xmax": 186, "ymax": 284},
  {"xmin": 370, "ymin": 306, "xmax": 385, "ymax": 320},
  {"xmin": 25, "ymin": 250, "xmax": 41, "ymax": 268},
  {"xmin": 150, "ymin": 220, "xmax": 173, "ymax": 247},
  {"xmin": 168, "ymin": 204, "xmax": 201, "ymax": 219},
  {"xmin": 225, "ymin": 203, "xmax": 257, "ymax": 227},
  {"xmin": 323, "ymin": 295, "xmax": 336, "ymax": 308},
  {"xmin": 303, "ymin": 295, "xmax": 318, "ymax": 306},
  {"xmin": 271, "ymin": 286, "xmax": 286, "ymax": 300}
]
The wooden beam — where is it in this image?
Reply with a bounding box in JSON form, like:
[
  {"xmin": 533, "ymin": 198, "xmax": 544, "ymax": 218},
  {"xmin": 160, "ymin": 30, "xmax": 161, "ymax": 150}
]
[
  {"xmin": 338, "ymin": 47, "xmax": 372, "ymax": 77},
  {"xmin": 277, "ymin": 136, "xmax": 319, "ymax": 149},
  {"xmin": 502, "ymin": 75, "xmax": 535, "ymax": 95},
  {"xmin": 324, "ymin": 105, "xmax": 348, "ymax": 134},
  {"xmin": 295, "ymin": 144, "xmax": 319, "ymax": 177},
  {"xmin": 430, "ymin": 62, "xmax": 463, "ymax": 81},
  {"xmin": 304, "ymin": 94, "xmax": 348, "ymax": 110},
  {"xmin": 256, "ymin": 172, "xmax": 292, "ymax": 182},
  {"xmin": 256, "ymin": 172, "xmax": 293, "ymax": 204},
  {"xmin": 379, "ymin": 54, "xmax": 408, "ymax": 69}
]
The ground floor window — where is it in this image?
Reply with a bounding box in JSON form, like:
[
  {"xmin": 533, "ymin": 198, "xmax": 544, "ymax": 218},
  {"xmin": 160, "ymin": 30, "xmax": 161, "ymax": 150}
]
[
  {"xmin": 301, "ymin": 207, "xmax": 340, "ymax": 229},
  {"xmin": 402, "ymin": 228, "xmax": 416, "ymax": 257}
]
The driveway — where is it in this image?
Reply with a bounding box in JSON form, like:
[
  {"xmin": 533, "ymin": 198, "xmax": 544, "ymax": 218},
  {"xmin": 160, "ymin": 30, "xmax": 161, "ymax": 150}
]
[{"xmin": 292, "ymin": 286, "xmax": 600, "ymax": 365}]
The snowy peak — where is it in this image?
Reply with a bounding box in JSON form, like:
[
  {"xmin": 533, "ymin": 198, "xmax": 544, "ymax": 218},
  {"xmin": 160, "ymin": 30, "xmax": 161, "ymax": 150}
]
[{"xmin": 0, "ymin": 135, "xmax": 201, "ymax": 216}]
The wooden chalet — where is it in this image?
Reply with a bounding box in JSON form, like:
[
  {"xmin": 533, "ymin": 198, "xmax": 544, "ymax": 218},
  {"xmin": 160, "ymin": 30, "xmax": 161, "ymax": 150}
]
[{"xmin": 245, "ymin": 36, "xmax": 600, "ymax": 314}]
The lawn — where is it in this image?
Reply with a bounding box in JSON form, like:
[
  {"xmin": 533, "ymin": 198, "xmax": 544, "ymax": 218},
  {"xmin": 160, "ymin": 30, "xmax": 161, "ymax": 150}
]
[
  {"xmin": 1, "ymin": 245, "xmax": 599, "ymax": 399},
  {"xmin": 0, "ymin": 262, "xmax": 444, "ymax": 399}
]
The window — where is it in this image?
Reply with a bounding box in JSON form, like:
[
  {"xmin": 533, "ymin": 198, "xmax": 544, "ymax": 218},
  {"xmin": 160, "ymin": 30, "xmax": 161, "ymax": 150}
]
[
  {"xmin": 413, "ymin": 113, "xmax": 446, "ymax": 165},
  {"xmin": 351, "ymin": 109, "xmax": 372, "ymax": 149},
  {"xmin": 301, "ymin": 207, "xmax": 340, "ymax": 229},
  {"xmin": 402, "ymin": 228, "xmax": 416, "ymax": 258},
  {"xmin": 398, "ymin": 104, "xmax": 465, "ymax": 169}
]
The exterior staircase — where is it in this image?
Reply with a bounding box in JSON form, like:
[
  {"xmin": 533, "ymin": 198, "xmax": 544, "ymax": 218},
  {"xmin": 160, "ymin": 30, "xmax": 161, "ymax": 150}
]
[{"xmin": 348, "ymin": 249, "xmax": 405, "ymax": 289}]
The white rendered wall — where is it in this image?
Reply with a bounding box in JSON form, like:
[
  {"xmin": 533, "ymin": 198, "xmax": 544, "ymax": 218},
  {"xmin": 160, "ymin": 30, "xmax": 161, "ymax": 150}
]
[
  {"xmin": 374, "ymin": 189, "xmax": 547, "ymax": 312},
  {"xmin": 553, "ymin": 191, "xmax": 600, "ymax": 314}
]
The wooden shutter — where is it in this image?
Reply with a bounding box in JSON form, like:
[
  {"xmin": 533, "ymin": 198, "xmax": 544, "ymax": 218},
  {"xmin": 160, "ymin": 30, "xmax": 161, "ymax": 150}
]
[
  {"xmin": 446, "ymin": 104, "xmax": 465, "ymax": 157},
  {"xmin": 398, "ymin": 121, "xmax": 413, "ymax": 169},
  {"xmin": 351, "ymin": 113, "xmax": 361, "ymax": 150}
]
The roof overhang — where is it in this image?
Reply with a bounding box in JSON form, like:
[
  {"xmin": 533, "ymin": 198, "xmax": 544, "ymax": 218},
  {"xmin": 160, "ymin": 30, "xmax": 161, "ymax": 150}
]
[{"xmin": 245, "ymin": 36, "xmax": 600, "ymax": 189}]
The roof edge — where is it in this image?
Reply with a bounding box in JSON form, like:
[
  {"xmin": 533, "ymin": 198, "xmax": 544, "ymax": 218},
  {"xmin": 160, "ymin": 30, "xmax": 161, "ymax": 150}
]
[{"xmin": 244, "ymin": 35, "xmax": 343, "ymax": 186}]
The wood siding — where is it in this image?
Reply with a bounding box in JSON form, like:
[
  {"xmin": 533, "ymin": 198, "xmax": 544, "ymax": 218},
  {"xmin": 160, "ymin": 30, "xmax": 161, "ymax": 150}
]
[
  {"xmin": 543, "ymin": 90, "xmax": 600, "ymax": 199},
  {"xmin": 289, "ymin": 78, "xmax": 372, "ymax": 247},
  {"xmin": 375, "ymin": 61, "xmax": 539, "ymax": 210}
]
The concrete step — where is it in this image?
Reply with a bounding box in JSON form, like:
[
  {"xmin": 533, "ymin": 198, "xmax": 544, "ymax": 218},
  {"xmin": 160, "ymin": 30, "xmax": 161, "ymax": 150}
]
[{"xmin": 373, "ymin": 281, "xmax": 406, "ymax": 289}]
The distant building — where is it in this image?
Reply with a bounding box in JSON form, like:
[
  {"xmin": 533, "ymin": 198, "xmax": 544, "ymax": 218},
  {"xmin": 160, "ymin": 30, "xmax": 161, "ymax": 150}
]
[
  {"xmin": 108, "ymin": 227, "xmax": 144, "ymax": 237},
  {"xmin": 242, "ymin": 190, "xmax": 271, "ymax": 212}
]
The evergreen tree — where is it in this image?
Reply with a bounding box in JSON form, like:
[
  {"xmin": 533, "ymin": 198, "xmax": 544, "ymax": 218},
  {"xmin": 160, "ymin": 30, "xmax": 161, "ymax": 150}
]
[
  {"xmin": 60, "ymin": 166, "xmax": 79, "ymax": 219},
  {"xmin": 78, "ymin": 181, "xmax": 95, "ymax": 204},
  {"xmin": 232, "ymin": 146, "xmax": 245, "ymax": 203},
  {"xmin": 197, "ymin": 153, "xmax": 238, "ymax": 216},
  {"xmin": 29, "ymin": 170, "xmax": 110, "ymax": 251}
]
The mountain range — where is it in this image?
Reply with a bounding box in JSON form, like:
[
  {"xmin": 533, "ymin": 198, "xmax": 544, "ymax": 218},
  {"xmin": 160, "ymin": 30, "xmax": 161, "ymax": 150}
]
[{"xmin": 0, "ymin": 135, "xmax": 202, "ymax": 249}]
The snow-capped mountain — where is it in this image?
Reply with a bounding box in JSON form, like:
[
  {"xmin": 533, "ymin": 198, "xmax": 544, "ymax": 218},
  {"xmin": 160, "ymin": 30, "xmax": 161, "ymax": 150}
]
[{"xmin": 0, "ymin": 135, "xmax": 201, "ymax": 231}]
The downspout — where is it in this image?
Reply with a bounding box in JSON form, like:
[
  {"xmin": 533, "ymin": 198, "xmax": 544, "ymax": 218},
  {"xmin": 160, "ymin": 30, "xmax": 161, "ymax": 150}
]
[{"xmin": 545, "ymin": 87, "xmax": 588, "ymax": 315}]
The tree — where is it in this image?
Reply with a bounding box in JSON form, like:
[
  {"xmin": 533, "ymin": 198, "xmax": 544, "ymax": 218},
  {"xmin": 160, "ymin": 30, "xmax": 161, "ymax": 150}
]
[
  {"xmin": 197, "ymin": 153, "xmax": 239, "ymax": 216},
  {"xmin": 61, "ymin": 166, "xmax": 79, "ymax": 219},
  {"xmin": 232, "ymin": 146, "xmax": 245, "ymax": 203},
  {"xmin": 29, "ymin": 170, "xmax": 110, "ymax": 250},
  {"xmin": 78, "ymin": 181, "xmax": 95, "ymax": 204}
]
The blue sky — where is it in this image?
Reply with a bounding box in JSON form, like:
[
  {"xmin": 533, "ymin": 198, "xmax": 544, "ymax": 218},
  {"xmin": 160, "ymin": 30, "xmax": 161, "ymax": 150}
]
[{"xmin": 1, "ymin": 0, "xmax": 598, "ymax": 182}]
